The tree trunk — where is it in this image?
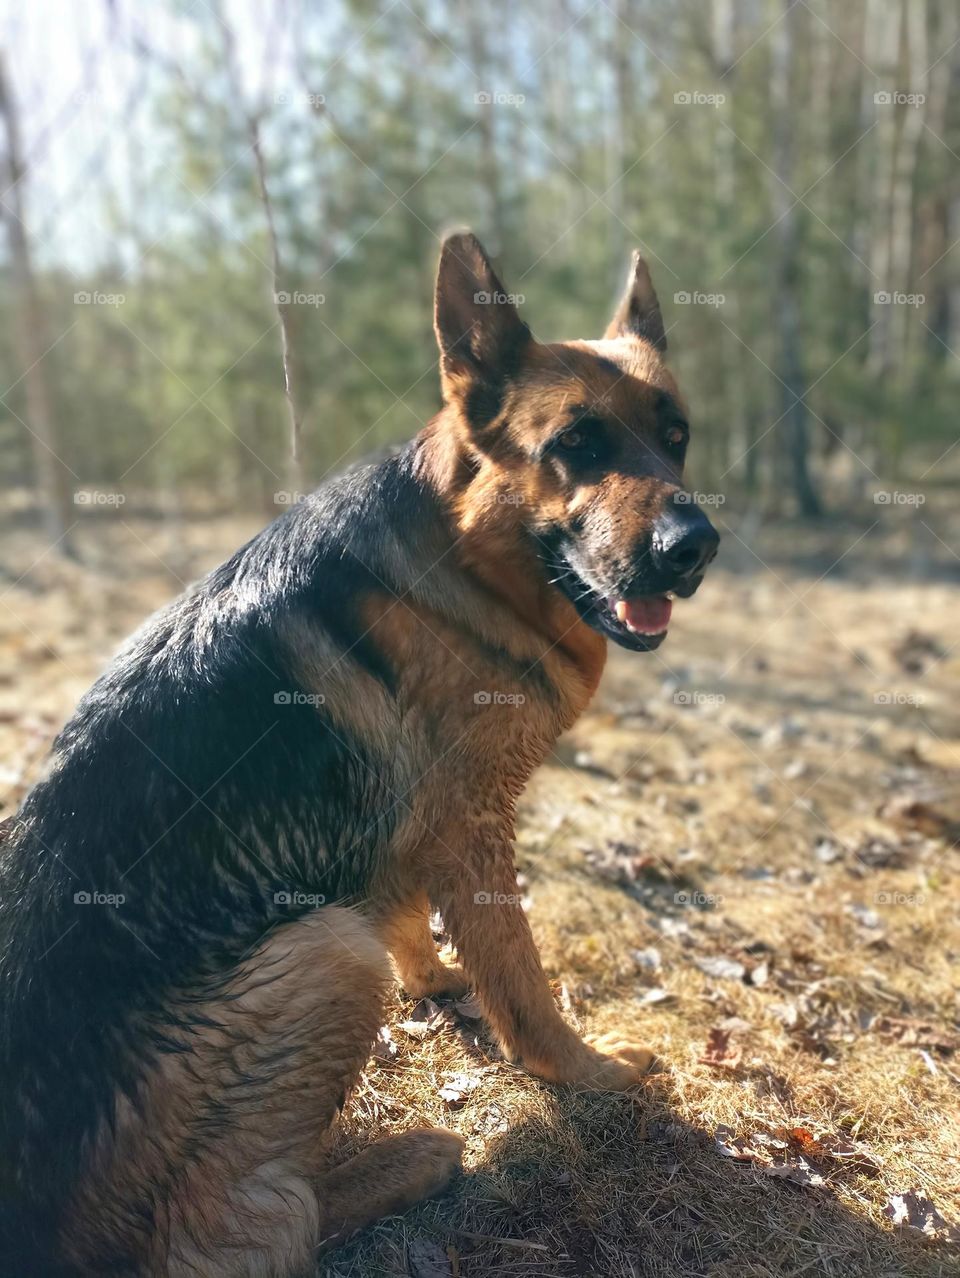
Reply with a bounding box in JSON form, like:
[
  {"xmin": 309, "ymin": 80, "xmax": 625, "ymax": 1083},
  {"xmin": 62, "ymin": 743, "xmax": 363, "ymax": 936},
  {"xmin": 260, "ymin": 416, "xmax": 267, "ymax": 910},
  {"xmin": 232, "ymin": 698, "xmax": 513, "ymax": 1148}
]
[
  {"xmin": 770, "ymin": 0, "xmax": 821, "ymax": 516},
  {"xmin": 465, "ymin": 0, "xmax": 508, "ymax": 256},
  {"xmin": 0, "ymin": 51, "xmax": 75, "ymax": 550},
  {"xmin": 864, "ymin": 0, "xmax": 904, "ymax": 379}
]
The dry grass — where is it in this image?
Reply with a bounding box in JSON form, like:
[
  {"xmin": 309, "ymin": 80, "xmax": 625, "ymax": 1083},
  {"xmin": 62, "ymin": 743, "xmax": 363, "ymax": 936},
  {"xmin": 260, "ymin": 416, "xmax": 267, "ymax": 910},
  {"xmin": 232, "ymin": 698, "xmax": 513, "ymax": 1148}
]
[{"xmin": 1, "ymin": 500, "xmax": 959, "ymax": 1278}]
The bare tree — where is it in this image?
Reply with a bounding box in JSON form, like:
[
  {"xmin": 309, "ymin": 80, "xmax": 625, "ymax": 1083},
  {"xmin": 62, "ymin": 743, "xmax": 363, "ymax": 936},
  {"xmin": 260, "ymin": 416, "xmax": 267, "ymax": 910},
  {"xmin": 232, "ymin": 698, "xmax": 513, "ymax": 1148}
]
[
  {"xmin": 769, "ymin": 0, "xmax": 821, "ymax": 516},
  {"xmin": 0, "ymin": 51, "xmax": 75, "ymax": 550},
  {"xmin": 215, "ymin": 2, "xmax": 308, "ymax": 494}
]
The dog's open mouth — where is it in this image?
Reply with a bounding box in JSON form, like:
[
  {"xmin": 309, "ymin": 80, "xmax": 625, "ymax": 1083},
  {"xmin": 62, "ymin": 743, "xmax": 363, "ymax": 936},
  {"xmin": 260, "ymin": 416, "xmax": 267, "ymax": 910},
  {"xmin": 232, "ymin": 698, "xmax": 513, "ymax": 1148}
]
[
  {"xmin": 547, "ymin": 558, "xmax": 680, "ymax": 652},
  {"xmin": 586, "ymin": 591, "xmax": 674, "ymax": 651},
  {"xmin": 612, "ymin": 594, "xmax": 673, "ymax": 637}
]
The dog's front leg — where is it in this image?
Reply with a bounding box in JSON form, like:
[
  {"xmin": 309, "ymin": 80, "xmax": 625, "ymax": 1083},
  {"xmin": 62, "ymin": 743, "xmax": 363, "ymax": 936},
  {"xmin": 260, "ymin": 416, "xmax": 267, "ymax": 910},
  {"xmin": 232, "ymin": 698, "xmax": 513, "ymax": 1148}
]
[
  {"xmin": 436, "ymin": 843, "xmax": 654, "ymax": 1089},
  {"xmin": 378, "ymin": 891, "xmax": 469, "ymax": 998}
]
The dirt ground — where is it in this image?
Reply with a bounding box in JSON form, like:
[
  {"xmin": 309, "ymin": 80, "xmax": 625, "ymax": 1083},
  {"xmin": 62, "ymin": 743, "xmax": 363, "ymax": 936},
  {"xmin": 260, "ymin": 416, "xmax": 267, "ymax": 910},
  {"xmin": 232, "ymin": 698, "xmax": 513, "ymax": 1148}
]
[{"xmin": 1, "ymin": 495, "xmax": 959, "ymax": 1278}]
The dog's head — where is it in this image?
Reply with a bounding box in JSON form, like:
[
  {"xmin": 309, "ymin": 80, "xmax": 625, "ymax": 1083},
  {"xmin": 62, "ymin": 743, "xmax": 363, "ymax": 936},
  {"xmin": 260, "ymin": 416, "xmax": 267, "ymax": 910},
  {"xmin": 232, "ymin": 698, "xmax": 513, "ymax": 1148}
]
[{"xmin": 432, "ymin": 232, "xmax": 719, "ymax": 652}]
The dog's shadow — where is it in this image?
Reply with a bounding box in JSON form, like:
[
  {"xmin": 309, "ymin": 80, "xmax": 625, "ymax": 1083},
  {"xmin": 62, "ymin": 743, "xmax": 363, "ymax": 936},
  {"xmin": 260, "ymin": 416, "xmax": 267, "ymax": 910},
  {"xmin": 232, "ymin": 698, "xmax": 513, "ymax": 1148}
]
[{"xmin": 320, "ymin": 1079, "xmax": 951, "ymax": 1278}]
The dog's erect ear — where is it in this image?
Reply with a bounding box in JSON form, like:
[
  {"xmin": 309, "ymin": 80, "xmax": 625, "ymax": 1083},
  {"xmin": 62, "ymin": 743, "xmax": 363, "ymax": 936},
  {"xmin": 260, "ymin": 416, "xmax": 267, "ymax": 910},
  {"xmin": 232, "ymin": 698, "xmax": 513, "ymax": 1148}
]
[
  {"xmin": 604, "ymin": 250, "xmax": 667, "ymax": 353},
  {"xmin": 434, "ymin": 232, "xmax": 531, "ymax": 410}
]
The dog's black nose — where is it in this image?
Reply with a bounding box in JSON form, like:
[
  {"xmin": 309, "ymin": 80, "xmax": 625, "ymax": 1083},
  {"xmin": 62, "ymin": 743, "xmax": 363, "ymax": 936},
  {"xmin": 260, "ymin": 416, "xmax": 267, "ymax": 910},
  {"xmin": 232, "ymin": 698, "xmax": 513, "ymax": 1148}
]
[{"xmin": 658, "ymin": 506, "xmax": 720, "ymax": 579}]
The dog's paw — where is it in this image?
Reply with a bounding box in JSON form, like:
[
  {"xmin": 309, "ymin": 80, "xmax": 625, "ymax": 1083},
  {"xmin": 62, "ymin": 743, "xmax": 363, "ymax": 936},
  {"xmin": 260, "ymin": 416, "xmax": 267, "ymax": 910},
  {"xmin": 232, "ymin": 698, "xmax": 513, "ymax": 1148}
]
[
  {"xmin": 575, "ymin": 1033, "xmax": 658, "ymax": 1090},
  {"xmin": 523, "ymin": 1033, "xmax": 658, "ymax": 1090},
  {"xmin": 401, "ymin": 962, "xmax": 470, "ymax": 1000}
]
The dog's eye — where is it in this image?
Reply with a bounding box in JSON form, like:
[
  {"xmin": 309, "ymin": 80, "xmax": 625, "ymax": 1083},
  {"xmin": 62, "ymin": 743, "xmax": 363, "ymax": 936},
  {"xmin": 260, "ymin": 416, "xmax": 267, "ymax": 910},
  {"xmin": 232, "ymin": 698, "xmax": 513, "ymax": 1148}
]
[
  {"xmin": 665, "ymin": 424, "xmax": 688, "ymax": 456},
  {"xmin": 558, "ymin": 428, "xmax": 587, "ymax": 450}
]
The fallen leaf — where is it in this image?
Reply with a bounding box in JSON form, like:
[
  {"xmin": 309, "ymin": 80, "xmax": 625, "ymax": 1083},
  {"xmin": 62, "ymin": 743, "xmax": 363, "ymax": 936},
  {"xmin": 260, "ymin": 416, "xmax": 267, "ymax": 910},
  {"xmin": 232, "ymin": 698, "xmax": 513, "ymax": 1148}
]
[
  {"xmin": 714, "ymin": 1125, "xmax": 757, "ymax": 1161},
  {"xmin": 851, "ymin": 835, "xmax": 905, "ymax": 868},
  {"xmin": 699, "ymin": 1026, "xmax": 743, "ymax": 1069},
  {"xmin": 872, "ymin": 1015, "xmax": 958, "ymax": 1055},
  {"xmin": 631, "ymin": 946, "xmax": 662, "ymax": 972},
  {"xmin": 769, "ymin": 1001, "xmax": 801, "ymax": 1028},
  {"xmin": 438, "ymin": 1071, "xmax": 483, "ymax": 1107},
  {"xmin": 814, "ymin": 837, "xmax": 842, "ymax": 864},
  {"xmin": 891, "ymin": 629, "xmax": 945, "ymax": 674},
  {"xmin": 695, "ymin": 955, "xmax": 746, "ymax": 981},
  {"xmin": 408, "ymin": 1237, "xmax": 454, "ymax": 1277},
  {"xmin": 879, "ymin": 794, "xmax": 959, "ymax": 843},
  {"xmin": 763, "ymin": 1159, "xmax": 825, "ymax": 1188},
  {"xmin": 846, "ymin": 904, "xmax": 880, "ymax": 929},
  {"xmin": 453, "ymin": 993, "xmax": 484, "ymax": 1021},
  {"xmin": 373, "ymin": 1025, "xmax": 398, "ymax": 1061},
  {"xmin": 751, "ymin": 1132, "xmax": 789, "ymax": 1151},
  {"xmin": 767, "ymin": 1126, "xmax": 882, "ymax": 1174},
  {"xmin": 638, "ymin": 987, "xmax": 674, "ymax": 1005},
  {"xmin": 749, "ymin": 961, "xmax": 769, "ymax": 987},
  {"xmin": 884, "ymin": 1190, "xmax": 960, "ymax": 1242},
  {"xmin": 398, "ymin": 998, "xmax": 444, "ymax": 1039}
]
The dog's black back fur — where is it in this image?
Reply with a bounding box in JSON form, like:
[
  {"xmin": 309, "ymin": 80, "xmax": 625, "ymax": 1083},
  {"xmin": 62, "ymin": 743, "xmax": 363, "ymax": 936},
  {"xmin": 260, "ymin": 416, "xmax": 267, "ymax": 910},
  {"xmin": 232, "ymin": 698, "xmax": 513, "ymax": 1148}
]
[{"xmin": 0, "ymin": 443, "xmax": 453, "ymax": 1259}]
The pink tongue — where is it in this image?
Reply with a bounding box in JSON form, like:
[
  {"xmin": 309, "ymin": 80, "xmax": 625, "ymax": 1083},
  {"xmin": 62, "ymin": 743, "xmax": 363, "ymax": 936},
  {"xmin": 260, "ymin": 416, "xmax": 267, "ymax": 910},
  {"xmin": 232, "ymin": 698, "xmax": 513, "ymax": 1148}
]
[{"xmin": 614, "ymin": 595, "xmax": 673, "ymax": 635}]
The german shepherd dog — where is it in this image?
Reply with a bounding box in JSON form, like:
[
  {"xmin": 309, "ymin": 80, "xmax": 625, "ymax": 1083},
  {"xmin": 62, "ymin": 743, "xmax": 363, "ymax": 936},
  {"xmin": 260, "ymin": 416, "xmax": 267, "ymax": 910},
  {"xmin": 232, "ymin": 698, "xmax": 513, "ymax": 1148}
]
[{"xmin": 0, "ymin": 233, "xmax": 718, "ymax": 1276}]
